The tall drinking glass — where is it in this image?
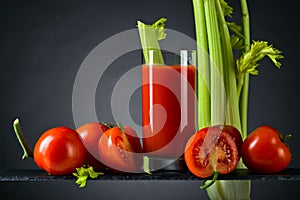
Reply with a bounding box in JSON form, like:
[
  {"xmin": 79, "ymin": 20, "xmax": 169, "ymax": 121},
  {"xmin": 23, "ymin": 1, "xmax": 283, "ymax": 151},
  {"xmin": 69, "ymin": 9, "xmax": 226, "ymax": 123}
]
[{"xmin": 142, "ymin": 50, "xmax": 197, "ymax": 171}]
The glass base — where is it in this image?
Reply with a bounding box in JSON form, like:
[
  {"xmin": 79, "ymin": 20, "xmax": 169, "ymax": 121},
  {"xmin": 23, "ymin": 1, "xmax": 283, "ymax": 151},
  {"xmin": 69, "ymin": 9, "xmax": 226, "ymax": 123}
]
[{"xmin": 144, "ymin": 156, "xmax": 187, "ymax": 172}]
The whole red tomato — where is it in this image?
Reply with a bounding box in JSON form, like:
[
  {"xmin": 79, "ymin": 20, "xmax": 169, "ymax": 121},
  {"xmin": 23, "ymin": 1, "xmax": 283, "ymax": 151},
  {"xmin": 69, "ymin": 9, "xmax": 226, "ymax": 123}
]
[
  {"xmin": 184, "ymin": 125, "xmax": 240, "ymax": 178},
  {"xmin": 241, "ymin": 126, "xmax": 292, "ymax": 174},
  {"xmin": 34, "ymin": 126, "xmax": 85, "ymax": 175},
  {"xmin": 76, "ymin": 122, "xmax": 111, "ymax": 170},
  {"xmin": 98, "ymin": 125, "xmax": 143, "ymax": 173}
]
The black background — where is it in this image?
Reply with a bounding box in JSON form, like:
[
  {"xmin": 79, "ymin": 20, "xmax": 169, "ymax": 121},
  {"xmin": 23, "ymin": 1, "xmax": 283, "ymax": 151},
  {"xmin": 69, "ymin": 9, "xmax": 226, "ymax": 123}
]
[{"xmin": 1, "ymin": 0, "xmax": 300, "ymax": 199}]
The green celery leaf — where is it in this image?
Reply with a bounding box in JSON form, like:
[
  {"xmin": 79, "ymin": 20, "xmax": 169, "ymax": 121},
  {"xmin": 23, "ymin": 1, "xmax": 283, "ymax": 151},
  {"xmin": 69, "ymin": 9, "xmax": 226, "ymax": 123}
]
[
  {"xmin": 237, "ymin": 40, "xmax": 284, "ymax": 76},
  {"xmin": 73, "ymin": 166, "xmax": 104, "ymax": 188},
  {"xmin": 87, "ymin": 166, "xmax": 104, "ymax": 178},
  {"xmin": 220, "ymin": 0, "xmax": 233, "ymax": 17},
  {"xmin": 152, "ymin": 17, "xmax": 167, "ymax": 40},
  {"xmin": 226, "ymin": 22, "xmax": 244, "ymax": 38},
  {"xmin": 75, "ymin": 176, "xmax": 88, "ymax": 188},
  {"xmin": 230, "ymin": 35, "xmax": 244, "ymax": 50}
]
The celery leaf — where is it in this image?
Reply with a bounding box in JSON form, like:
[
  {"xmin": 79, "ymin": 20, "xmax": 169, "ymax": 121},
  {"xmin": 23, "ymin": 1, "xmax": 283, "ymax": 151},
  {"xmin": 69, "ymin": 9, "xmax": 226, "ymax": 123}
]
[
  {"xmin": 73, "ymin": 166, "xmax": 104, "ymax": 188},
  {"xmin": 227, "ymin": 22, "xmax": 244, "ymax": 38},
  {"xmin": 220, "ymin": 0, "xmax": 233, "ymax": 17},
  {"xmin": 230, "ymin": 35, "xmax": 244, "ymax": 50},
  {"xmin": 152, "ymin": 17, "xmax": 167, "ymax": 40},
  {"xmin": 237, "ymin": 40, "xmax": 284, "ymax": 76}
]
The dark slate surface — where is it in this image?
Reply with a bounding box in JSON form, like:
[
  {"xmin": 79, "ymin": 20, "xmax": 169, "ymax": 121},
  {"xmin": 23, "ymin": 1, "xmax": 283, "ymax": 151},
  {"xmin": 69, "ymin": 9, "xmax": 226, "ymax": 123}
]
[{"xmin": 0, "ymin": 169, "xmax": 299, "ymax": 182}]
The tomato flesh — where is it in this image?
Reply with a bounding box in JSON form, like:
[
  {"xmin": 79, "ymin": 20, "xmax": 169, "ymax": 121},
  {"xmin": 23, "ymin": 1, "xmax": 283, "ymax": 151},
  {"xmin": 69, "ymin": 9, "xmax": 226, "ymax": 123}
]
[
  {"xmin": 98, "ymin": 126, "xmax": 143, "ymax": 173},
  {"xmin": 216, "ymin": 124, "xmax": 243, "ymax": 155},
  {"xmin": 33, "ymin": 126, "xmax": 85, "ymax": 175},
  {"xmin": 185, "ymin": 126, "xmax": 239, "ymax": 178}
]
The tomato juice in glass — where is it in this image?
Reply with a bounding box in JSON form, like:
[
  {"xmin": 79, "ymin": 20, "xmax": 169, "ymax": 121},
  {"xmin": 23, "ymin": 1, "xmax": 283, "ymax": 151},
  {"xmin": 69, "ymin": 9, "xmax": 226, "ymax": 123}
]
[{"xmin": 142, "ymin": 50, "xmax": 196, "ymax": 162}]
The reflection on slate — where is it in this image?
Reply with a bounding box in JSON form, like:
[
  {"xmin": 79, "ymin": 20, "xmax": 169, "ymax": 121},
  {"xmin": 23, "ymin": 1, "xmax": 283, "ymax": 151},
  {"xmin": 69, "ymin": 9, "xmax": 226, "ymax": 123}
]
[{"xmin": 0, "ymin": 169, "xmax": 300, "ymax": 181}]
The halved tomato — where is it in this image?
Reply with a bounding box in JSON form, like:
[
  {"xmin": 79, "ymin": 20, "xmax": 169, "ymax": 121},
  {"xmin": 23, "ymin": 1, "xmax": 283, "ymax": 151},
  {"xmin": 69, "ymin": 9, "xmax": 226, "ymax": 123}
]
[
  {"xmin": 98, "ymin": 125, "xmax": 143, "ymax": 173},
  {"xmin": 184, "ymin": 126, "xmax": 240, "ymax": 178}
]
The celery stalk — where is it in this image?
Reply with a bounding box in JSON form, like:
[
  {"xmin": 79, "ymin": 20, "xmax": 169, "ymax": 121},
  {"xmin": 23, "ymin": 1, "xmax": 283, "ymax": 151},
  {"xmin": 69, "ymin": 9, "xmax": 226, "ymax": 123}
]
[
  {"xmin": 191, "ymin": 0, "xmax": 282, "ymax": 199},
  {"xmin": 206, "ymin": 1, "xmax": 251, "ymax": 199},
  {"xmin": 192, "ymin": 0, "xmax": 251, "ymax": 199},
  {"xmin": 137, "ymin": 18, "xmax": 167, "ymax": 65},
  {"xmin": 204, "ymin": 0, "xmax": 226, "ymax": 125},
  {"xmin": 192, "ymin": 0, "xmax": 211, "ymax": 129},
  {"xmin": 207, "ymin": 180, "xmax": 251, "ymax": 200},
  {"xmin": 215, "ymin": 0, "xmax": 241, "ymax": 132},
  {"xmin": 239, "ymin": 0, "xmax": 250, "ymax": 140}
]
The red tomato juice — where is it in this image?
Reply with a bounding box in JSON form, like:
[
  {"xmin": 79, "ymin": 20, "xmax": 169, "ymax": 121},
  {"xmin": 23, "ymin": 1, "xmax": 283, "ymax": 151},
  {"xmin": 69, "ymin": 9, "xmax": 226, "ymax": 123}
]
[{"xmin": 142, "ymin": 65, "xmax": 196, "ymax": 158}]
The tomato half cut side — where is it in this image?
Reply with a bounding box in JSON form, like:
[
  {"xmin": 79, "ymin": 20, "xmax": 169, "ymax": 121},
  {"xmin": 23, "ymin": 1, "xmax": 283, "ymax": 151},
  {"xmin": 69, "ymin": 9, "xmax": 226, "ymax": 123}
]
[
  {"xmin": 184, "ymin": 126, "xmax": 239, "ymax": 178},
  {"xmin": 216, "ymin": 124, "xmax": 243, "ymax": 155},
  {"xmin": 98, "ymin": 126, "xmax": 143, "ymax": 173}
]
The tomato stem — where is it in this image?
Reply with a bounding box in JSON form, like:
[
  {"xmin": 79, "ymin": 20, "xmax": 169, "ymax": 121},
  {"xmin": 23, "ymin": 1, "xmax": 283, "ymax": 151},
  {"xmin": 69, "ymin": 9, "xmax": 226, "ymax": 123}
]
[
  {"xmin": 13, "ymin": 118, "xmax": 33, "ymax": 159},
  {"xmin": 103, "ymin": 122, "xmax": 116, "ymax": 129},
  {"xmin": 200, "ymin": 171, "xmax": 219, "ymax": 189},
  {"xmin": 284, "ymin": 134, "xmax": 292, "ymax": 146},
  {"xmin": 116, "ymin": 122, "xmax": 124, "ymax": 131}
]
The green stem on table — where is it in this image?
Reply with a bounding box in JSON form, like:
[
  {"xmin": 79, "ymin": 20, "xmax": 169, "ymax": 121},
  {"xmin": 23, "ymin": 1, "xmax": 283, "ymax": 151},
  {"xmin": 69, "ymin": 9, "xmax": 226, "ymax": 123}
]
[
  {"xmin": 192, "ymin": 0, "xmax": 210, "ymax": 130},
  {"xmin": 200, "ymin": 172, "xmax": 219, "ymax": 189},
  {"xmin": 239, "ymin": 0, "xmax": 250, "ymax": 140},
  {"xmin": 204, "ymin": 0, "xmax": 225, "ymax": 125},
  {"xmin": 13, "ymin": 118, "xmax": 33, "ymax": 159}
]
